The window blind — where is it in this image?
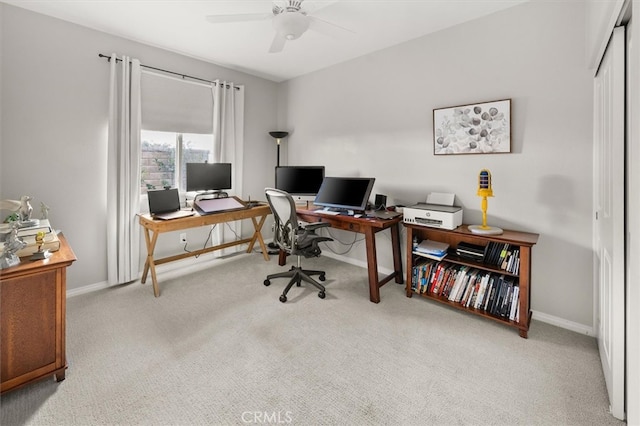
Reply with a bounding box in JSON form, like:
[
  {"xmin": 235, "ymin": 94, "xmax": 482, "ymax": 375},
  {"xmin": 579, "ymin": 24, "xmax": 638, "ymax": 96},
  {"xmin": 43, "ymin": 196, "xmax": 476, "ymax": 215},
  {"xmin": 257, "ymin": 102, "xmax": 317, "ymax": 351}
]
[{"xmin": 141, "ymin": 71, "xmax": 213, "ymax": 134}]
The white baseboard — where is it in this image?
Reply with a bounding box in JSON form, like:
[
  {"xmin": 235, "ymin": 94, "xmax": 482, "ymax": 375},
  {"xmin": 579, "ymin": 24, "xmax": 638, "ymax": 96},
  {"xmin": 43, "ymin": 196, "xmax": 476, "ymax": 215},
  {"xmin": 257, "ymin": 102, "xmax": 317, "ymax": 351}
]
[
  {"xmin": 321, "ymin": 251, "xmax": 395, "ymax": 276},
  {"xmin": 532, "ymin": 310, "xmax": 595, "ymax": 336},
  {"xmin": 67, "ymin": 280, "xmax": 110, "ymax": 298},
  {"xmin": 66, "ymin": 250, "xmax": 250, "ymax": 298}
]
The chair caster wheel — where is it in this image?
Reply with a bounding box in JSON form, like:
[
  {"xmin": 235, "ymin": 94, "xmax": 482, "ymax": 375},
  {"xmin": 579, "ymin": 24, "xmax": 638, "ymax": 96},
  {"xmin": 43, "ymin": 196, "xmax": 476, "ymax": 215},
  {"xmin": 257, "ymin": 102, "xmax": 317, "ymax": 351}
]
[
  {"xmin": 319, "ymin": 274, "xmax": 326, "ymax": 282},
  {"xmin": 279, "ymin": 295, "xmax": 287, "ymax": 303},
  {"xmin": 318, "ymin": 291, "xmax": 325, "ymax": 299},
  {"xmin": 264, "ymin": 279, "xmax": 271, "ymax": 286}
]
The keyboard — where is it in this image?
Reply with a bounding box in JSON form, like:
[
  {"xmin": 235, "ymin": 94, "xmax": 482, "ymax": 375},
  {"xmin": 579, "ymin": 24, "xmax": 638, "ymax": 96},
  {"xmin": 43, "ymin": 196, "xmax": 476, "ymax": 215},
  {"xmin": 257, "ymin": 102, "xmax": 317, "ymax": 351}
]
[{"xmin": 320, "ymin": 210, "xmax": 341, "ymax": 216}]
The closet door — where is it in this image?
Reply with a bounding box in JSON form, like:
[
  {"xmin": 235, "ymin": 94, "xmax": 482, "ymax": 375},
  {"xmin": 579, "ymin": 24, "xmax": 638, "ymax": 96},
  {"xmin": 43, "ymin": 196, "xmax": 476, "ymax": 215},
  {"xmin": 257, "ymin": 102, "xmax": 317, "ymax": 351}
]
[{"xmin": 594, "ymin": 26, "xmax": 625, "ymax": 420}]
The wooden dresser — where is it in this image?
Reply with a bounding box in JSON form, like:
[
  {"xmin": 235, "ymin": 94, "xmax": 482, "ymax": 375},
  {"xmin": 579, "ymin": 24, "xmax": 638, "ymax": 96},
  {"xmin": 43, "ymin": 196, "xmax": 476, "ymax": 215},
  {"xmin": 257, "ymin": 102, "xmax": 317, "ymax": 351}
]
[{"xmin": 0, "ymin": 233, "xmax": 76, "ymax": 394}]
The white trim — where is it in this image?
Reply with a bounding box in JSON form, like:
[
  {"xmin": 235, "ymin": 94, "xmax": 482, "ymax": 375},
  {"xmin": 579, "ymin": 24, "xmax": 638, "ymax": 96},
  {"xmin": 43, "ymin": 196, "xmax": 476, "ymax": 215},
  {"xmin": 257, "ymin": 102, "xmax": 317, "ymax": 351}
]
[
  {"xmin": 532, "ymin": 310, "xmax": 595, "ymax": 337},
  {"xmin": 66, "ymin": 251, "xmax": 253, "ymax": 298},
  {"xmin": 627, "ymin": 7, "xmax": 640, "ymax": 425},
  {"xmin": 321, "ymin": 250, "xmax": 395, "ymax": 277},
  {"xmin": 67, "ymin": 281, "xmax": 110, "ymax": 298}
]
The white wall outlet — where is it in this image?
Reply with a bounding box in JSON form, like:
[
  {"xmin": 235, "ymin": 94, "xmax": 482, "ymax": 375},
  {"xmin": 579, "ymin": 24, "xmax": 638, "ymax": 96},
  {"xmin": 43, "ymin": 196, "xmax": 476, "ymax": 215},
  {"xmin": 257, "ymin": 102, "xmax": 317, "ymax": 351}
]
[{"xmin": 179, "ymin": 233, "xmax": 187, "ymax": 244}]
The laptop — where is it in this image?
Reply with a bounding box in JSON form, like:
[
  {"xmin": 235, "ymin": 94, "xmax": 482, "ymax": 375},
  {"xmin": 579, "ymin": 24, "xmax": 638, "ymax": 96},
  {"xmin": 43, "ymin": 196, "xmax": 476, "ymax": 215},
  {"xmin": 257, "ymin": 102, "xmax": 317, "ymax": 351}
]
[{"xmin": 147, "ymin": 188, "xmax": 195, "ymax": 220}]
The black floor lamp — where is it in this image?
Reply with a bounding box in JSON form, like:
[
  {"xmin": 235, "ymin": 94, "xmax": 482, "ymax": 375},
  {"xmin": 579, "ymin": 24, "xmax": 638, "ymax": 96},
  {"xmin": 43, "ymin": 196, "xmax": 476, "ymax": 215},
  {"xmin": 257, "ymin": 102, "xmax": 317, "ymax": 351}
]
[
  {"xmin": 269, "ymin": 131, "xmax": 289, "ymax": 167},
  {"xmin": 268, "ymin": 131, "xmax": 289, "ymax": 253}
]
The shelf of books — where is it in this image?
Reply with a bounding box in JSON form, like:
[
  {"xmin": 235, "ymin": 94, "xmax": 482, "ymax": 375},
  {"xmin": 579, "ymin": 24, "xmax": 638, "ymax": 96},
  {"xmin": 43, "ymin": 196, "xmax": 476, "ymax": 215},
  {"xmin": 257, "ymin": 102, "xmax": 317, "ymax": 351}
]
[{"xmin": 404, "ymin": 223, "xmax": 539, "ymax": 338}]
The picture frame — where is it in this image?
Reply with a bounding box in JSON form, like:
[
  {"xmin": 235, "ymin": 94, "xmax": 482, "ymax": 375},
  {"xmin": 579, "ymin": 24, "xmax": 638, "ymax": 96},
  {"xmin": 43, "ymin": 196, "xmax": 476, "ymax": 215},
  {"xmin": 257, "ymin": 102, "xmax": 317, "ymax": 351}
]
[{"xmin": 433, "ymin": 99, "xmax": 511, "ymax": 155}]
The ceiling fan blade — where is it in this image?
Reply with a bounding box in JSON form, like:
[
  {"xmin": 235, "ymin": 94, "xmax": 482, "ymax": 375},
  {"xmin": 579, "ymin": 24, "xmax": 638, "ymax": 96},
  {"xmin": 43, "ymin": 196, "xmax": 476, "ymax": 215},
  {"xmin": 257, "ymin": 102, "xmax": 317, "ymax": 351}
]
[
  {"xmin": 308, "ymin": 16, "xmax": 354, "ymax": 39},
  {"xmin": 206, "ymin": 13, "xmax": 272, "ymax": 24},
  {"xmin": 269, "ymin": 33, "xmax": 287, "ymax": 53}
]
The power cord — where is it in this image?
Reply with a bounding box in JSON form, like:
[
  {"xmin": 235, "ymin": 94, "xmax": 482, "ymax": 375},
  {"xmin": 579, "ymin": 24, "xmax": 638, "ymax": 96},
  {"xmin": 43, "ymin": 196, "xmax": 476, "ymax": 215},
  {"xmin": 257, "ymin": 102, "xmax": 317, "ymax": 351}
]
[
  {"xmin": 320, "ymin": 227, "xmax": 366, "ymax": 256},
  {"xmin": 182, "ymin": 224, "xmax": 218, "ymax": 258}
]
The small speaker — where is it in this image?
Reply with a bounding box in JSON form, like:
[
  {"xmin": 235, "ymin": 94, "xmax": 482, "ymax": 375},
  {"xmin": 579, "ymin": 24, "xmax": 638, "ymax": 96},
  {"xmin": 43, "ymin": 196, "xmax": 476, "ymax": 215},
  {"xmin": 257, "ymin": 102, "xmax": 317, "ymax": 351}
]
[{"xmin": 374, "ymin": 194, "xmax": 387, "ymax": 209}]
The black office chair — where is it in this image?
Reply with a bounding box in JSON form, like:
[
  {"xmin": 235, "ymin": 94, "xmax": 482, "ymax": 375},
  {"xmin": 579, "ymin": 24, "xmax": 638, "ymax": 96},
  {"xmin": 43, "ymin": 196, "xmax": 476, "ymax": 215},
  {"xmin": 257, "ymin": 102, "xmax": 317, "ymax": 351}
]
[{"xmin": 263, "ymin": 188, "xmax": 333, "ymax": 302}]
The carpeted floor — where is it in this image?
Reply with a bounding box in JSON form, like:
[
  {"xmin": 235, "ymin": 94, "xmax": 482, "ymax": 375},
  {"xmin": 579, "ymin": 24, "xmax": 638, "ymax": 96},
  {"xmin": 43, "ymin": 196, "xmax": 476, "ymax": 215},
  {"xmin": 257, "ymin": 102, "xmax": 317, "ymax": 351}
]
[{"xmin": 0, "ymin": 253, "xmax": 625, "ymax": 425}]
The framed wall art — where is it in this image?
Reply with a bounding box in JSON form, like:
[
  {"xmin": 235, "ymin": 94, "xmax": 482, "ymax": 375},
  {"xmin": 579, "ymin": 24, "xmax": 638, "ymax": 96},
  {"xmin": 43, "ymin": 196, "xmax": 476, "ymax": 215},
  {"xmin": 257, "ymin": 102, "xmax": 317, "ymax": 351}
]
[{"xmin": 433, "ymin": 99, "xmax": 511, "ymax": 155}]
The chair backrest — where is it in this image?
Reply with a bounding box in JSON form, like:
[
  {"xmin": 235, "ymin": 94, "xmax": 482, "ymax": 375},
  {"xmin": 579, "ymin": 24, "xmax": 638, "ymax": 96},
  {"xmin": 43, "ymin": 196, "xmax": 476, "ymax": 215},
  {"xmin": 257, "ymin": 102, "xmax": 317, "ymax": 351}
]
[{"xmin": 265, "ymin": 188, "xmax": 298, "ymax": 254}]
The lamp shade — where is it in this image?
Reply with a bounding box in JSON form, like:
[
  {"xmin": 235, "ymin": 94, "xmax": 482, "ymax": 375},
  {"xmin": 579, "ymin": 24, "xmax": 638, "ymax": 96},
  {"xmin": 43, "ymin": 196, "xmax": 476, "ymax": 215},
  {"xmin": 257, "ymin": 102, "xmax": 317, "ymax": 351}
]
[{"xmin": 269, "ymin": 131, "xmax": 289, "ymax": 139}]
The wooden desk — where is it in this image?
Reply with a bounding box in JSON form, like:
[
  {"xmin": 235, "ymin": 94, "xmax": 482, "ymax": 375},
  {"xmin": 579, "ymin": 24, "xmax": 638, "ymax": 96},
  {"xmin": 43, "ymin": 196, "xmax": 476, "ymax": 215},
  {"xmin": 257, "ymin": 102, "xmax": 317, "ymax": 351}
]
[
  {"xmin": 294, "ymin": 209, "xmax": 404, "ymax": 303},
  {"xmin": 1, "ymin": 234, "xmax": 76, "ymax": 394},
  {"xmin": 138, "ymin": 204, "xmax": 271, "ymax": 297}
]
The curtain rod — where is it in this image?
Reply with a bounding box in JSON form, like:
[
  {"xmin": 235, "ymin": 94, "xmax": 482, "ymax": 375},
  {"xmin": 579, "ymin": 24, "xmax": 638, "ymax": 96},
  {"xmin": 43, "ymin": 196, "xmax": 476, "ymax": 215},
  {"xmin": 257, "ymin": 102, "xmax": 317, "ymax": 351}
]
[{"xmin": 98, "ymin": 53, "xmax": 240, "ymax": 90}]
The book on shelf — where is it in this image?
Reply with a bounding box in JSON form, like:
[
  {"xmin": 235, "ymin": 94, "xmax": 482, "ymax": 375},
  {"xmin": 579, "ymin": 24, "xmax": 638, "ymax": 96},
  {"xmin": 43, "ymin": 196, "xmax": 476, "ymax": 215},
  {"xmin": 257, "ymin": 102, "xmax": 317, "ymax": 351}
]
[
  {"xmin": 440, "ymin": 266, "xmax": 456, "ymax": 298},
  {"xmin": 412, "ymin": 258, "xmax": 436, "ymax": 293},
  {"xmin": 482, "ymin": 275, "xmax": 496, "ymax": 311},
  {"xmin": 413, "ymin": 250, "xmax": 447, "ymax": 261},
  {"xmin": 416, "ymin": 239, "xmax": 449, "ymax": 256},
  {"xmin": 487, "ymin": 275, "xmax": 504, "ymax": 314},
  {"xmin": 484, "ymin": 242, "xmax": 498, "ymax": 265},
  {"xmin": 494, "ymin": 275, "xmax": 512, "ymax": 316},
  {"xmin": 456, "ymin": 242, "xmax": 485, "ymax": 261},
  {"xmin": 474, "ymin": 274, "xmax": 490, "ymax": 309},
  {"xmin": 501, "ymin": 278, "xmax": 515, "ymax": 317},
  {"xmin": 509, "ymin": 286, "xmax": 520, "ymax": 321},
  {"xmin": 452, "ymin": 267, "xmax": 475, "ymax": 303},
  {"xmin": 482, "ymin": 241, "xmax": 522, "ymax": 274},
  {"xmin": 431, "ymin": 264, "xmax": 446, "ymax": 295},
  {"xmin": 461, "ymin": 269, "xmax": 479, "ymax": 306}
]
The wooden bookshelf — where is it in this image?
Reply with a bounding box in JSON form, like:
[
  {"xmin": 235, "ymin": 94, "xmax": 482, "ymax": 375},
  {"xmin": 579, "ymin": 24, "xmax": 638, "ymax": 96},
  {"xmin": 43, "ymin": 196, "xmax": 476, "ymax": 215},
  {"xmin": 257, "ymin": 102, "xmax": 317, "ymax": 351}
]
[{"xmin": 404, "ymin": 224, "xmax": 538, "ymax": 338}]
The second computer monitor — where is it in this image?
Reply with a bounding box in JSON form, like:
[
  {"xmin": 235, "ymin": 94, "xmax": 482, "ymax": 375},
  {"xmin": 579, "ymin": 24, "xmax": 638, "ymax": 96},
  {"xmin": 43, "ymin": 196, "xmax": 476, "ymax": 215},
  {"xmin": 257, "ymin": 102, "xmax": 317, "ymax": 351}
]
[
  {"xmin": 275, "ymin": 166, "xmax": 325, "ymax": 202},
  {"xmin": 186, "ymin": 162, "xmax": 232, "ymax": 192},
  {"xmin": 313, "ymin": 176, "xmax": 376, "ymax": 213}
]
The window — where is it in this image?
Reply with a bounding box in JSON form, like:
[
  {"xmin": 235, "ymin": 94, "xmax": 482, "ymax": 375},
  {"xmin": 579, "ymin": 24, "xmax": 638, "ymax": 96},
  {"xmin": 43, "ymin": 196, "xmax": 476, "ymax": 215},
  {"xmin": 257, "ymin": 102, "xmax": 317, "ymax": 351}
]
[{"xmin": 140, "ymin": 130, "xmax": 213, "ymax": 194}]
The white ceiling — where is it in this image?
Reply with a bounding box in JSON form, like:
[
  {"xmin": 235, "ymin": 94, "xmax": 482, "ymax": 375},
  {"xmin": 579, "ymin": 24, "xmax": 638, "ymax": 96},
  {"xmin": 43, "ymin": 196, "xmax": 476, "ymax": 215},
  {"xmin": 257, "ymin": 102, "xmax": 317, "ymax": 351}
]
[{"xmin": 2, "ymin": 0, "xmax": 528, "ymax": 82}]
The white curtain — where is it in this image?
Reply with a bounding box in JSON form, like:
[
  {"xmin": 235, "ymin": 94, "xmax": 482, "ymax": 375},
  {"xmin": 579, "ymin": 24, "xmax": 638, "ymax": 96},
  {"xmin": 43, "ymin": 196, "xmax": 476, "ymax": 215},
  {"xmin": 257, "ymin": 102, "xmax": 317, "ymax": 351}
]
[
  {"xmin": 107, "ymin": 54, "xmax": 142, "ymax": 285},
  {"xmin": 211, "ymin": 80, "xmax": 244, "ymax": 253}
]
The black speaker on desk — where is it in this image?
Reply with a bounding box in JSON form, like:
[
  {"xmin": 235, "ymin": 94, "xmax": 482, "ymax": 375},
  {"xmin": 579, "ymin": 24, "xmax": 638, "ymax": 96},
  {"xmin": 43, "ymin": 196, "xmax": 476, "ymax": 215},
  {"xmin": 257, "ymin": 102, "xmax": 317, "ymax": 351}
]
[{"xmin": 374, "ymin": 194, "xmax": 387, "ymax": 210}]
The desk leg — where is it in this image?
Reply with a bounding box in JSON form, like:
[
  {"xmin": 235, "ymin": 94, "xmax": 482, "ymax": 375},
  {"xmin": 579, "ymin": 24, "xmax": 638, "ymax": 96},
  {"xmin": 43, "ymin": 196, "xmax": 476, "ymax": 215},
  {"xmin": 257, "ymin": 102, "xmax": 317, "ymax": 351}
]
[
  {"xmin": 391, "ymin": 223, "xmax": 404, "ymax": 284},
  {"xmin": 141, "ymin": 228, "xmax": 161, "ymax": 297},
  {"xmin": 278, "ymin": 249, "xmax": 287, "ymax": 266},
  {"xmin": 141, "ymin": 228, "xmax": 152, "ymax": 283},
  {"xmin": 247, "ymin": 214, "xmax": 270, "ymax": 261},
  {"xmin": 364, "ymin": 227, "xmax": 381, "ymax": 303}
]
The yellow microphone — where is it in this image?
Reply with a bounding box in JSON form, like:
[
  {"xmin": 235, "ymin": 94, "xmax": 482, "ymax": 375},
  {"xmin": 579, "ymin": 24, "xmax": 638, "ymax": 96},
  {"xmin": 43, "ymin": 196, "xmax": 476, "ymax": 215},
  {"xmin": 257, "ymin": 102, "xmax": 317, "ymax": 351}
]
[{"xmin": 469, "ymin": 169, "xmax": 503, "ymax": 235}]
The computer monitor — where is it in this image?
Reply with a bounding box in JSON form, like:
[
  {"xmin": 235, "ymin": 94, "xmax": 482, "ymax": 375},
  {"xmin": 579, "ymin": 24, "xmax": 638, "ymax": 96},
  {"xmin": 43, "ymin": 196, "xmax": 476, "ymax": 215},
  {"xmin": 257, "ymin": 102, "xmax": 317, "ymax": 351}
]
[
  {"xmin": 186, "ymin": 163, "xmax": 232, "ymax": 192},
  {"xmin": 275, "ymin": 166, "xmax": 325, "ymax": 202},
  {"xmin": 313, "ymin": 176, "xmax": 376, "ymax": 213}
]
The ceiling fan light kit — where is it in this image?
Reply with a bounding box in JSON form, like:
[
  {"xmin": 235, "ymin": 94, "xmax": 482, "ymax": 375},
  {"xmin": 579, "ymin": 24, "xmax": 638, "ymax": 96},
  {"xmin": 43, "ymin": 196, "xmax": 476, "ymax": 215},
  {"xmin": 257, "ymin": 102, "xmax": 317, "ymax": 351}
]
[{"xmin": 273, "ymin": 11, "xmax": 310, "ymax": 40}]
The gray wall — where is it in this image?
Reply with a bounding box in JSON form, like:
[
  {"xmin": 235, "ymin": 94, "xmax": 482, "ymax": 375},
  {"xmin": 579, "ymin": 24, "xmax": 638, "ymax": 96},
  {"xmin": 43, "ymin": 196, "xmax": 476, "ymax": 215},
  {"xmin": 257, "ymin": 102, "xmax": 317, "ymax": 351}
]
[
  {"xmin": 1, "ymin": 1, "xmax": 597, "ymax": 331},
  {"xmin": 279, "ymin": 1, "xmax": 594, "ymax": 329},
  {"xmin": 0, "ymin": 4, "xmax": 279, "ymax": 291}
]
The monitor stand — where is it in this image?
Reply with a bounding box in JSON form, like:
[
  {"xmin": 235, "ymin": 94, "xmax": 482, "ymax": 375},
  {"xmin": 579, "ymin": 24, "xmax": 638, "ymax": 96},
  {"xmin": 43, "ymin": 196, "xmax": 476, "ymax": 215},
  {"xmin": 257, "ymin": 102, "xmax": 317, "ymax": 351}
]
[
  {"xmin": 323, "ymin": 207, "xmax": 358, "ymax": 216},
  {"xmin": 193, "ymin": 191, "xmax": 228, "ymax": 204}
]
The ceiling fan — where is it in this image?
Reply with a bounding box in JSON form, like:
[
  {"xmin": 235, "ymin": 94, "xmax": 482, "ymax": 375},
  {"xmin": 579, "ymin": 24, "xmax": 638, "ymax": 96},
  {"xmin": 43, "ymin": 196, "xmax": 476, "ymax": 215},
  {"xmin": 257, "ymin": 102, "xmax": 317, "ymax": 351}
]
[{"xmin": 206, "ymin": 0, "xmax": 351, "ymax": 53}]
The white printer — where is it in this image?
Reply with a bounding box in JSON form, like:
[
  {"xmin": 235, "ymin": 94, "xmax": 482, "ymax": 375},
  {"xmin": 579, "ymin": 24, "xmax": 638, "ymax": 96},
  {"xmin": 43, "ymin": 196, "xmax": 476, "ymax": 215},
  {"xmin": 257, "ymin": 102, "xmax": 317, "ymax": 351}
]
[{"xmin": 402, "ymin": 192, "xmax": 463, "ymax": 230}]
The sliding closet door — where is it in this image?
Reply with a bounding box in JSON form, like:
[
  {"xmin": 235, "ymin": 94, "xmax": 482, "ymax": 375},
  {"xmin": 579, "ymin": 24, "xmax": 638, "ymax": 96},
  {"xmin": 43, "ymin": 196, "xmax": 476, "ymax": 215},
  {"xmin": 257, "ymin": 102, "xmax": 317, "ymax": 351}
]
[{"xmin": 594, "ymin": 26, "xmax": 625, "ymax": 420}]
